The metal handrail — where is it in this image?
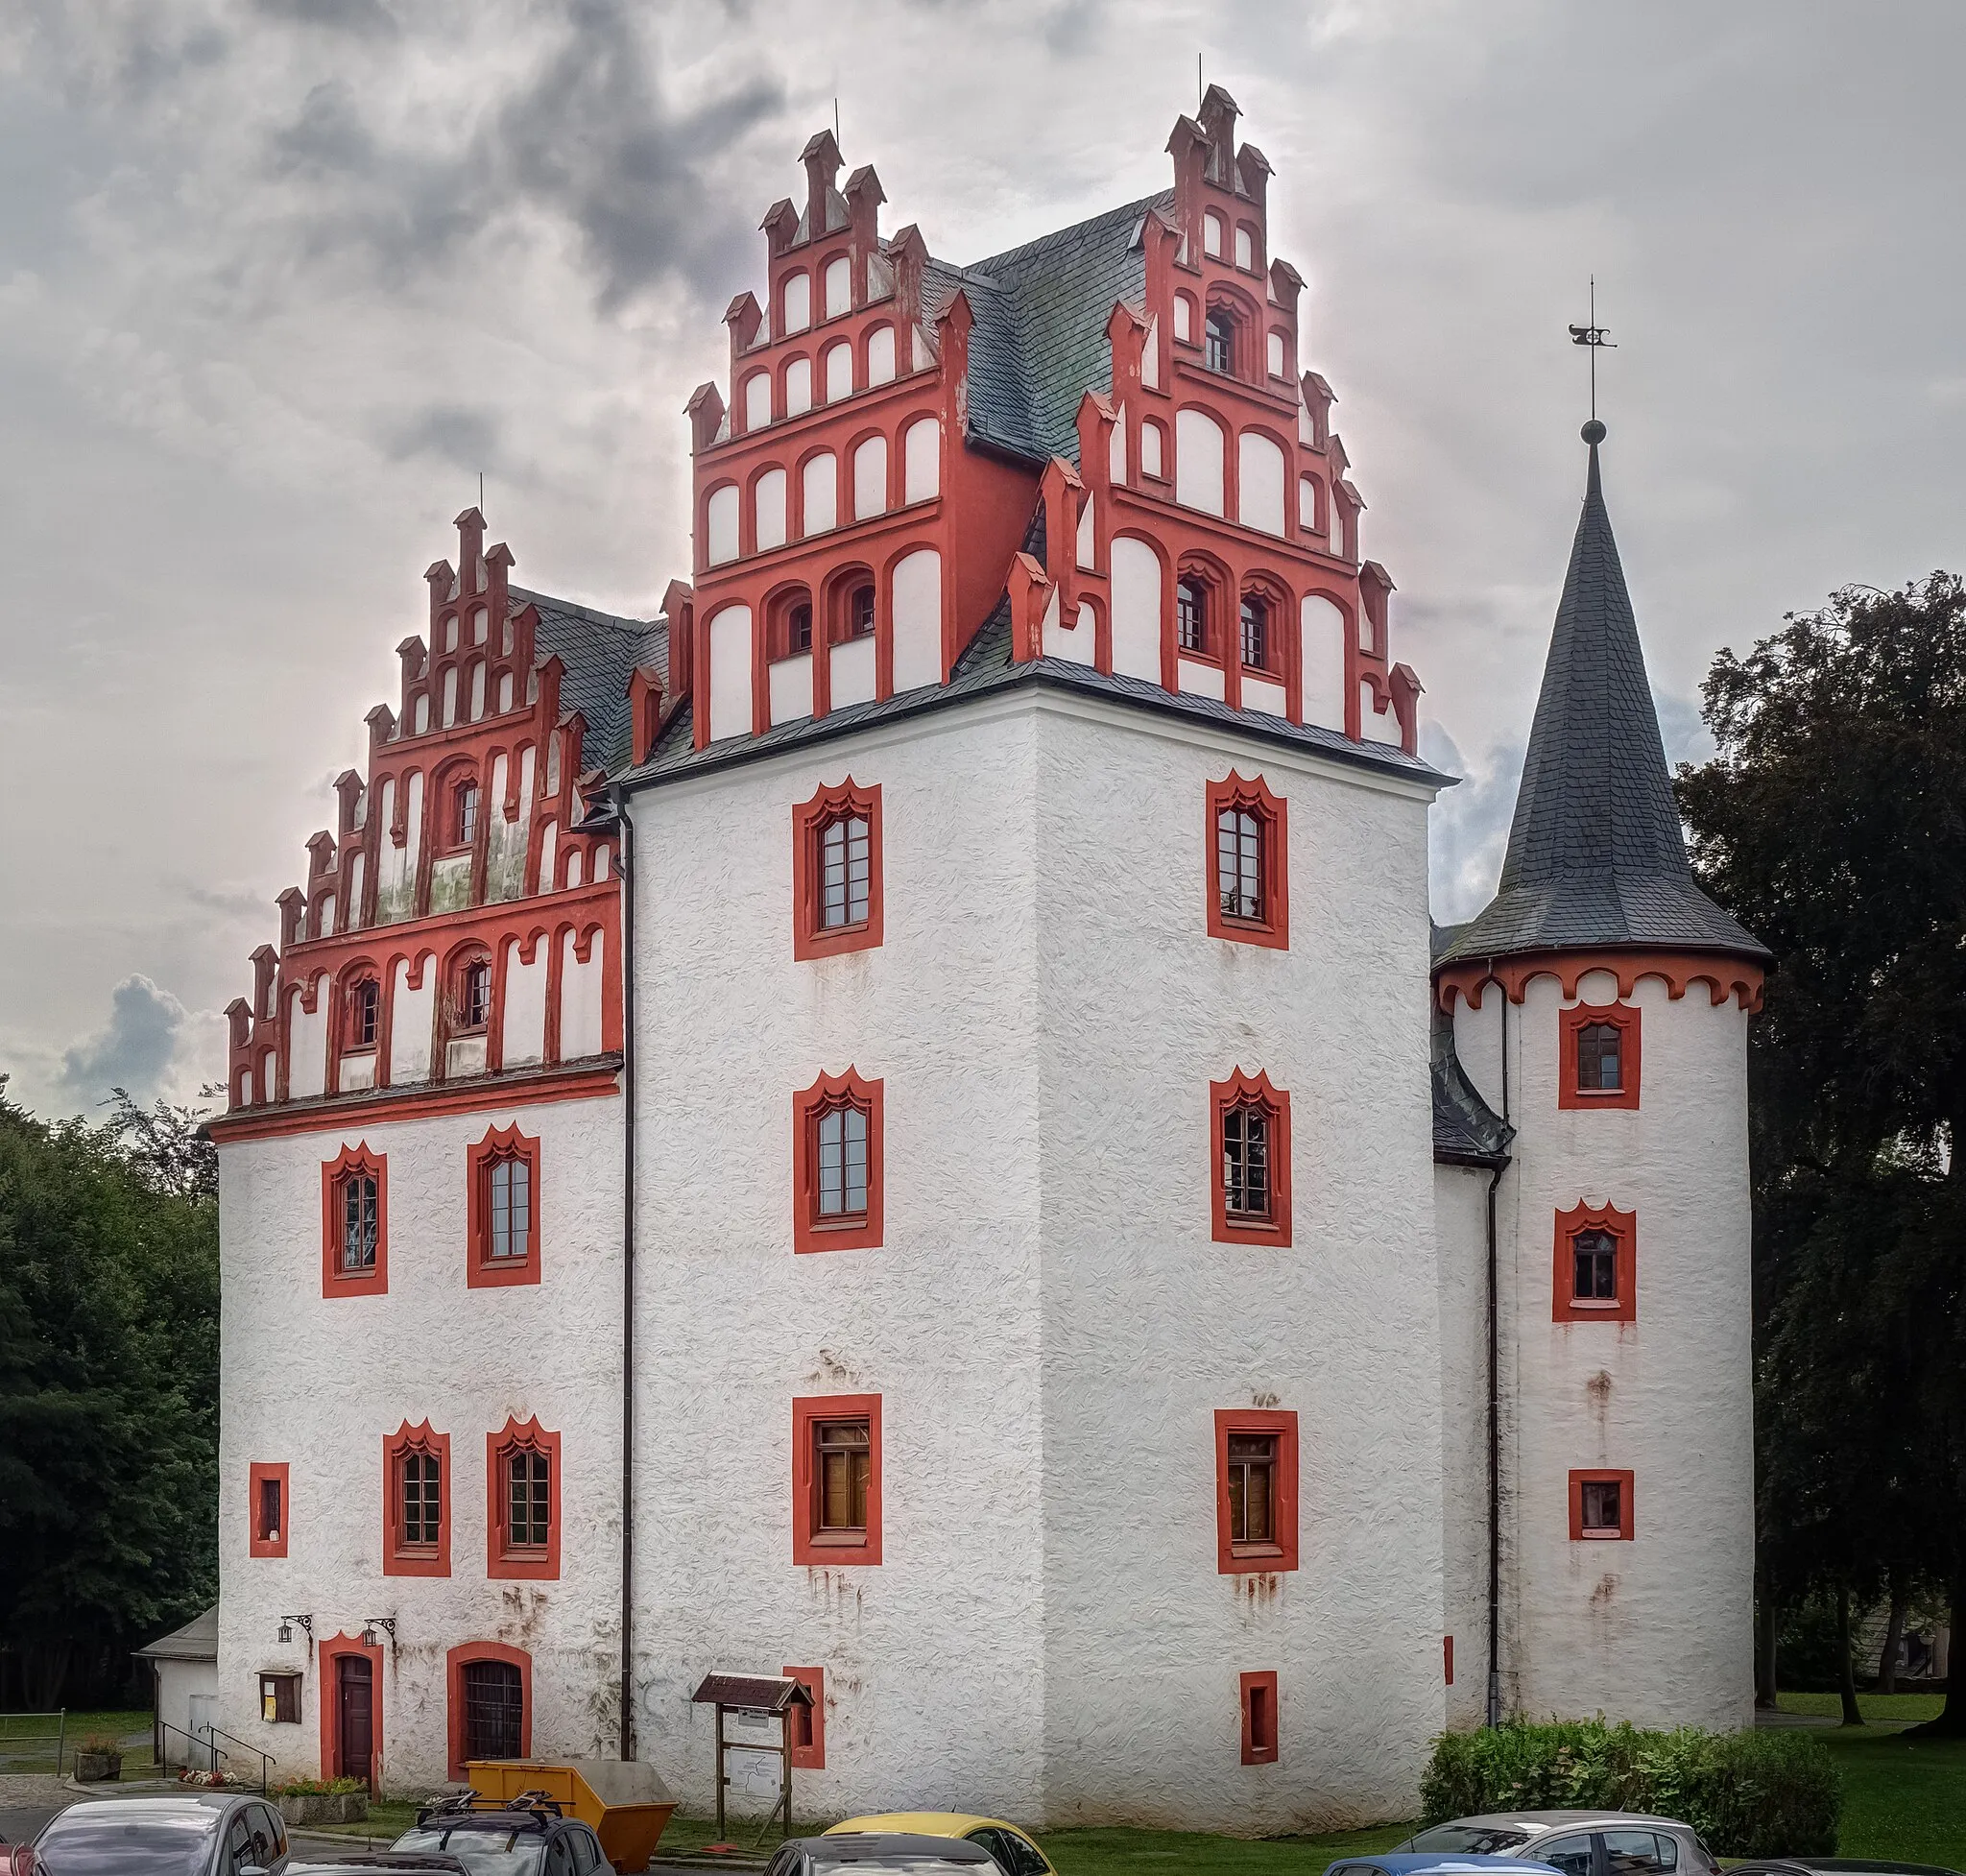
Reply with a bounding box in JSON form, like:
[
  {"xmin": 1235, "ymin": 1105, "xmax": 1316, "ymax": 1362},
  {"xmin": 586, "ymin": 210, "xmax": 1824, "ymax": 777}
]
[
  {"xmin": 201, "ymin": 1727, "xmax": 276, "ymax": 1795},
  {"xmin": 158, "ymin": 1722, "xmax": 227, "ymax": 1778}
]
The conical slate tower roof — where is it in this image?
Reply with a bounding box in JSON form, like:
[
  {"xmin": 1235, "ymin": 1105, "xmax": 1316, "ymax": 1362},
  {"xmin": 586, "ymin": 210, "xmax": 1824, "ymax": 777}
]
[{"xmin": 1438, "ymin": 425, "xmax": 1763, "ymax": 967}]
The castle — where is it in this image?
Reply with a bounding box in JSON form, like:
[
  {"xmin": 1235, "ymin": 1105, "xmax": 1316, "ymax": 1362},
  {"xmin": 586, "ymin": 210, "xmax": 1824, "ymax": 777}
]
[{"xmin": 209, "ymin": 89, "xmax": 1764, "ymax": 1831}]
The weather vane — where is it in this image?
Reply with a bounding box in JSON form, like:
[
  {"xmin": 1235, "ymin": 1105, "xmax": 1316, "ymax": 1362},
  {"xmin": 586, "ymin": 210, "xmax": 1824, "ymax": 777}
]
[{"xmin": 1568, "ymin": 276, "xmax": 1615, "ymax": 434}]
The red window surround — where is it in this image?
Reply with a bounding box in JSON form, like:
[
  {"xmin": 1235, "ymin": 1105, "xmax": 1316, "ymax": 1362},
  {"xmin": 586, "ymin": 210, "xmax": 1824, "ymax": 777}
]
[
  {"xmin": 321, "ymin": 1144, "xmax": 388, "ymax": 1298},
  {"xmin": 1570, "ymin": 1468, "xmax": 1636, "ymax": 1541},
  {"xmin": 383, "ymin": 1420, "xmax": 450, "ymax": 1578},
  {"xmin": 1206, "ymin": 774, "xmax": 1289, "ymax": 950},
  {"xmin": 791, "ymin": 1393, "xmax": 883, "ymax": 1567},
  {"xmin": 1239, "ymin": 1670, "xmax": 1279, "ymax": 1765},
  {"xmin": 249, "ymin": 1462, "xmax": 289, "ymax": 1559},
  {"xmin": 1213, "ymin": 1407, "xmax": 1300, "ymax": 1574},
  {"xmin": 792, "ymin": 778, "xmax": 883, "ymax": 960},
  {"xmin": 468, "ymin": 1124, "xmax": 541, "ymax": 1288},
  {"xmin": 487, "ymin": 1414, "xmax": 562, "ymax": 1580},
  {"xmin": 445, "ymin": 1642, "xmax": 533, "ymax": 1780},
  {"xmin": 1210, "ymin": 1070, "xmax": 1293, "ymax": 1247},
  {"xmin": 1552, "ymin": 1200, "xmax": 1638, "ymax": 1325},
  {"xmin": 1444, "ymin": 1636, "xmax": 1454, "ymax": 1686},
  {"xmin": 783, "ymin": 1665, "xmax": 826, "ymax": 1769},
  {"xmin": 1559, "ymin": 1001, "xmax": 1642, "ymax": 1110},
  {"xmin": 318, "ymin": 1630, "xmax": 384, "ymax": 1792},
  {"xmin": 792, "ymin": 1070, "xmax": 884, "ymax": 1254}
]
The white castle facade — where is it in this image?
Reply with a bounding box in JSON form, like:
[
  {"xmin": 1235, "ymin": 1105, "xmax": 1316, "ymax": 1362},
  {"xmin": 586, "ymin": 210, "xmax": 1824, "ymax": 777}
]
[{"xmin": 210, "ymin": 93, "xmax": 1763, "ymax": 1832}]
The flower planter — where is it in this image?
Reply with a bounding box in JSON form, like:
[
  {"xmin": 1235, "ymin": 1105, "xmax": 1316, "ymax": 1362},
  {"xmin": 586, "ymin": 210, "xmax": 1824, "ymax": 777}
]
[
  {"xmin": 73, "ymin": 1752, "xmax": 123, "ymax": 1784},
  {"xmin": 276, "ymin": 1793, "xmax": 370, "ymax": 1826}
]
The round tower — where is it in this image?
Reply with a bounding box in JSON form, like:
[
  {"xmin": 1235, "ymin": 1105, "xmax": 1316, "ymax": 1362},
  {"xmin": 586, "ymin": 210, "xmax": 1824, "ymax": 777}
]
[{"xmin": 1434, "ymin": 424, "xmax": 1765, "ymax": 1730}]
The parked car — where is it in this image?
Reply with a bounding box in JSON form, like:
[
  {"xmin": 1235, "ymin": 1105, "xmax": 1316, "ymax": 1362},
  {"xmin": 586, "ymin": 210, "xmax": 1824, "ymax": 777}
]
[
  {"xmin": 31, "ymin": 1792, "xmax": 292, "ymax": 1876},
  {"xmin": 1725, "ymin": 1863, "xmax": 1963, "ymax": 1876},
  {"xmin": 288, "ymin": 1859, "xmax": 469, "ymax": 1876},
  {"xmin": 1328, "ymin": 1856, "xmax": 1569, "ymax": 1876},
  {"xmin": 769, "ymin": 1836, "xmax": 999, "ymax": 1876},
  {"xmin": 1395, "ymin": 1814, "xmax": 1722, "ymax": 1876},
  {"xmin": 827, "ymin": 1814, "xmax": 1052, "ymax": 1876},
  {"xmin": 392, "ymin": 1795, "xmax": 607, "ymax": 1876}
]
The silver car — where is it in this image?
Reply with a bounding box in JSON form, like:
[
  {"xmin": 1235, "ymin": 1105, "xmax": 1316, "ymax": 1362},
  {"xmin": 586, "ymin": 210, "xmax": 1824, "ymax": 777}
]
[{"xmin": 1397, "ymin": 1813, "xmax": 1722, "ymax": 1876}]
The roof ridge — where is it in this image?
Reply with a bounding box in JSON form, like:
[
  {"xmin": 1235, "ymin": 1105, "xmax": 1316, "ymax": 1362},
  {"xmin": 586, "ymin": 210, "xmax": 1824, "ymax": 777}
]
[
  {"xmin": 964, "ymin": 189, "xmax": 1171, "ymax": 277},
  {"xmin": 509, "ymin": 584, "xmax": 655, "ymax": 635}
]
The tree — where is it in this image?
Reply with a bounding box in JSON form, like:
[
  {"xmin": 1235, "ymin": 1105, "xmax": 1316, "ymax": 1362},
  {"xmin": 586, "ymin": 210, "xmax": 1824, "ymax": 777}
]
[
  {"xmin": 1677, "ymin": 572, "xmax": 1966, "ymax": 1732},
  {"xmin": 0, "ymin": 1078, "xmax": 220, "ymax": 1707}
]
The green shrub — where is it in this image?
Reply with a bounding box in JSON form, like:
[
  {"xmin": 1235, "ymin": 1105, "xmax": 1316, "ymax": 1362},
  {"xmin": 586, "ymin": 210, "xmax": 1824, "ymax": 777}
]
[
  {"xmin": 1420, "ymin": 1720, "xmax": 1841, "ymax": 1857},
  {"xmin": 269, "ymin": 1775, "xmax": 368, "ymax": 1797}
]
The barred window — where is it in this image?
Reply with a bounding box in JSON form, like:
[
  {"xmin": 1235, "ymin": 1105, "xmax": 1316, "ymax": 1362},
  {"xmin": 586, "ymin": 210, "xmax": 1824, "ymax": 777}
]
[
  {"xmin": 819, "ymin": 813, "xmax": 871, "ymax": 930},
  {"xmin": 489, "ymin": 1156, "xmax": 531, "ymax": 1261},
  {"xmin": 817, "ymin": 1105, "xmax": 870, "ymax": 1219},
  {"xmin": 816, "ymin": 1420, "xmax": 871, "ymax": 1533},
  {"xmin": 1177, "ymin": 578, "xmax": 1209, "ymax": 654},
  {"xmin": 1217, "ymin": 808, "xmax": 1264, "ymax": 923},
  {"xmin": 400, "ymin": 1449, "xmax": 442, "ymax": 1548},
  {"xmin": 340, "ymin": 1173, "xmax": 379, "ymax": 1273},
  {"xmin": 507, "ymin": 1448, "xmax": 551, "ymax": 1550},
  {"xmin": 1572, "ymin": 1228, "xmax": 1618, "ymax": 1302},
  {"xmin": 1226, "ymin": 1432, "xmax": 1277, "ymax": 1545},
  {"xmin": 1576, "ymin": 1022, "xmax": 1622, "ymax": 1092},
  {"xmin": 461, "ymin": 1660, "xmax": 523, "ymax": 1761},
  {"xmin": 1221, "ymin": 1102, "xmax": 1271, "ymax": 1220},
  {"xmin": 1239, "ymin": 594, "xmax": 1269, "ymax": 670}
]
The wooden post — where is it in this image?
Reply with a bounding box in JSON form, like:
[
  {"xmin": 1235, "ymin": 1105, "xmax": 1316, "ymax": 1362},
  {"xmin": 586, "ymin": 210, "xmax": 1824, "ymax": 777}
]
[{"xmin": 714, "ymin": 1704, "xmax": 727, "ymax": 1840}]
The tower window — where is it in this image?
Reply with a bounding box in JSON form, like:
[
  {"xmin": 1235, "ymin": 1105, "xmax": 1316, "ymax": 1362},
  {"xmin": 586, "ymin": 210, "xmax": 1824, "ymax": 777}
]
[
  {"xmin": 456, "ymin": 958, "xmax": 492, "ymax": 1033},
  {"xmin": 819, "ymin": 811, "xmax": 872, "ymax": 931},
  {"xmin": 468, "ymin": 1125, "xmax": 541, "ymax": 1288},
  {"xmin": 1217, "ymin": 808, "xmax": 1265, "ymax": 923},
  {"xmin": 1215, "ymin": 1409, "xmax": 1299, "ymax": 1572},
  {"xmin": 793, "ymin": 1070, "xmax": 883, "ymax": 1252},
  {"xmin": 1211, "ymin": 1070, "xmax": 1292, "ymax": 1244},
  {"xmin": 1239, "ymin": 593, "xmax": 1270, "ymax": 671},
  {"xmin": 1240, "ymin": 1672, "xmax": 1279, "ymax": 1765},
  {"xmin": 1226, "ymin": 1432, "xmax": 1276, "ymax": 1546},
  {"xmin": 1572, "ymin": 1228, "xmax": 1618, "ymax": 1303},
  {"xmin": 1204, "ymin": 309, "xmax": 1235, "ymax": 375},
  {"xmin": 321, "ymin": 1146, "xmax": 388, "ymax": 1296},
  {"xmin": 488, "ymin": 1417, "xmax": 561, "ymax": 1578},
  {"xmin": 816, "ymin": 1102, "xmax": 870, "ymax": 1220},
  {"xmin": 792, "ymin": 1393, "xmax": 883, "ymax": 1563},
  {"xmin": 340, "ymin": 1170, "xmax": 379, "ymax": 1273},
  {"xmin": 815, "ymin": 1418, "xmax": 871, "ymax": 1535},
  {"xmin": 1177, "ymin": 578, "xmax": 1210, "ymax": 654},
  {"xmin": 506, "ymin": 1447, "xmax": 551, "ymax": 1550},
  {"xmin": 1560, "ymin": 1003, "xmax": 1642, "ymax": 1109},
  {"xmin": 1576, "ymin": 1022, "xmax": 1621, "ymax": 1092},
  {"xmin": 400, "ymin": 1448, "xmax": 443, "ymax": 1549},
  {"xmin": 1570, "ymin": 1468, "xmax": 1635, "ymax": 1540},
  {"xmin": 488, "ymin": 1155, "xmax": 531, "ymax": 1261},
  {"xmin": 1207, "ymin": 775, "xmax": 1289, "ymax": 949}
]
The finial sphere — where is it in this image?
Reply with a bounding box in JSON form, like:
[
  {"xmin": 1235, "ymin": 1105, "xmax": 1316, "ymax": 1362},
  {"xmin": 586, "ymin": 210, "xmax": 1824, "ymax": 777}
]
[{"xmin": 1581, "ymin": 419, "xmax": 1607, "ymax": 445}]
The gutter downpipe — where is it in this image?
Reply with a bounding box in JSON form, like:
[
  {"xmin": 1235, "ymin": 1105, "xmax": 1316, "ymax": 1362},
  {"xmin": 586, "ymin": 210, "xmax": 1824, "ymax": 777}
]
[
  {"xmin": 1486, "ymin": 957, "xmax": 1507, "ymax": 1729},
  {"xmin": 613, "ymin": 785, "xmax": 637, "ymax": 1761}
]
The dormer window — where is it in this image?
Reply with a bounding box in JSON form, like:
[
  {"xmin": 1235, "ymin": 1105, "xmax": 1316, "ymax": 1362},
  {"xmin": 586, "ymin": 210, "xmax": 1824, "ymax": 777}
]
[
  {"xmin": 1239, "ymin": 594, "xmax": 1270, "ymax": 671},
  {"xmin": 455, "ymin": 782, "xmax": 479, "ymax": 848},
  {"xmin": 1204, "ymin": 309, "xmax": 1235, "ymax": 375},
  {"xmin": 1177, "ymin": 578, "xmax": 1210, "ymax": 655}
]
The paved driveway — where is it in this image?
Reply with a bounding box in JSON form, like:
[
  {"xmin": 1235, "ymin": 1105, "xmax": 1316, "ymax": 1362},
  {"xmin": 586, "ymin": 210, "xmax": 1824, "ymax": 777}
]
[{"xmin": 0, "ymin": 1773, "xmax": 76, "ymax": 1853}]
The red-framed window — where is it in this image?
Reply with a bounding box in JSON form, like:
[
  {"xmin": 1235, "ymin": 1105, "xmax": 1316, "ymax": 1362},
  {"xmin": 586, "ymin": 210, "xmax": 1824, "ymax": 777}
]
[
  {"xmin": 345, "ymin": 976, "xmax": 380, "ymax": 1051},
  {"xmin": 792, "ymin": 779, "xmax": 883, "ymax": 960},
  {"xmin": 1238, "ymin": 592, "xmax": 1273, "ymax": 674},
  {"xmin": 1206, "ymin": 775, "xmax": 1289, "ymax": 950},
  {"xmin": 455, "ymin": 780, "xmax": 480, "ymax": 849},
  {"xmin": 1570, "ymin": 1468, "xmax": 1635, "ymax": 1541},
  {"xmin": 249, "ymin": 1461, "xmax": 289, "ymax": 1559},
  {"xmin": 1559, "ymin": 1002, "xmax": 1641, "ymax": 1110},
  {"xmin": 321, "ymin": 1144, "xmax": 388, "ymax": 1297},
  {"xmin": 1551, "ymin": 1201, "xmax": 1637, "ymax": 1323},
  {"xmin": 1210, "ymin": 1070, "xmax": 1292, "ymax": 1246},
  {"xmin": 487, "ymin": 1415, "xmax": 561, "ymax": 1580},
  {"xmin": 445, "ymin": 1642, "xmax": 532, "ymax": 1779},
  {"xmin": 792, "ymin": 1394, "xmax": 882, "ymax": 1566},
  {"xmin": 1214, "ymin": 1408, "xmax": 1299, "ymax": 1574},
  {"xmin": 449, "ymin": 950, "xmax": 493, "ymax": 1035},
  {"xmin": 1239, "ymin": 1671, "xmax": 1279, "ymax": 1765},
  {"xmin": 383, "ymin": 1421, "xmax": 450, "ymax": 1577},
  {"xmin": 468, "ymin": 1125, "xmax": 541, "ymax": 1288},
  {"xmin": 792, "ymin": 1070, "xmax": 884, "ymax": 1253},
  {"xmin": 783, "ymin": 1665, "xmax": 826, "ymax": 1769}
]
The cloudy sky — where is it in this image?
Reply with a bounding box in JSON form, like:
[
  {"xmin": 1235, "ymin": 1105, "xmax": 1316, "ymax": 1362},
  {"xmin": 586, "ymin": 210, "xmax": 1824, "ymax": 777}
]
[{"xmin": 3, "ymin": 0, "xmax": 1961, "ymax": 1118}]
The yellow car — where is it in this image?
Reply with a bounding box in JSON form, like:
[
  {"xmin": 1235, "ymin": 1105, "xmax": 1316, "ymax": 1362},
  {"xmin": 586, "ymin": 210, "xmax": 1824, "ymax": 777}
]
[{"xmin": 826, "ymin": 1814, "xmax": 1055, "ymax": 1876}]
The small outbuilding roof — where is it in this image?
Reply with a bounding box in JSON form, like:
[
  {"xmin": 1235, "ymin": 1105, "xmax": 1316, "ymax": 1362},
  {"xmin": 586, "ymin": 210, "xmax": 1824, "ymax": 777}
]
[
  {"xmin": 690, "ymin": 1673, "xmax": 813, "ymax": 1714},
  {"xmin": 134, "ymin": 1605, "xmax": 218, "ymax": 1663}
]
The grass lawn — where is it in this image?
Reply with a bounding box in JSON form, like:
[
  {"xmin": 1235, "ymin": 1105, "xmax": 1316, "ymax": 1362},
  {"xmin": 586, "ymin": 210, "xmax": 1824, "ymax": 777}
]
[
  {"xmin": 1777, "ymin": 1691, "xmax": 1945, "ymax": 1726},
  {"xmin": 0, "ymin": 1709, "xmax": 156, "ymax": 1776},
  {"xmin": 1810, "ymin": 1720, "xmax": 1966, "ymax": 1868}
]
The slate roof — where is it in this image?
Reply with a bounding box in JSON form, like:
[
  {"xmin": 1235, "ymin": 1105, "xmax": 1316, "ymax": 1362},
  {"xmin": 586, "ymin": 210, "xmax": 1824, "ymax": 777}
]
[
  {"xmin": 1437, "ymin": 435, "xmax": 1764, "ymax": 968},
  {"xmin": 1429, "ymin": 924, "xmax": 1513, "ymax": 1167},
  {"xmin": 134, "ymin": 1605, "xmax": 218, "ymax": 1662},
  {"xmin": 924, "ymin": 191, "xmax": 1171, "ymax": 467},
  {"xmin": 511, "ymin": 586, "xmax": 665, "ymax": 776},
  {"xmin": 621, "ymin": 598, "xmax": 1450, "ymax": 795}
]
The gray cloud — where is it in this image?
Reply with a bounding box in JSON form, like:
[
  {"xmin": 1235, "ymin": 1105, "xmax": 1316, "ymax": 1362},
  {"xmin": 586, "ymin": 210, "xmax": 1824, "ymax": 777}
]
[
  {"xmin": 255, "ymin": 0, "xmax": 399, "ymax": 37},
  {"xmin": 55, "ymin": 975, "xmax": 191, "ymax": 1110},
  {"xmin": 385, "ymin": 402, "xmax": 504, "ymax": 470}
]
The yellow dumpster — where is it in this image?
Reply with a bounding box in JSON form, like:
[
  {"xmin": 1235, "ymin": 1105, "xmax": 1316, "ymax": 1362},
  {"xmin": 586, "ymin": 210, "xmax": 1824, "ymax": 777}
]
[{"xmin": 467, "ymin": 1759, "xmax": 677, "ymax": 1873}]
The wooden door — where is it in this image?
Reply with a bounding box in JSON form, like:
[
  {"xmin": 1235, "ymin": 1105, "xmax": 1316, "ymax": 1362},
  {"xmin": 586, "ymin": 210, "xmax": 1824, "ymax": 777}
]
[{"xmin": 336, "ymin": 1655, "xmax": 373, "ymax": 1787}]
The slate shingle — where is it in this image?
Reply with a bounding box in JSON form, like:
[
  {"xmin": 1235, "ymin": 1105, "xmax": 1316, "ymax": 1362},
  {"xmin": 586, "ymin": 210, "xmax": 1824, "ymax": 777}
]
[{"xmin": 511, "ymin": 586, "xmax": 664, "ymax": 776}]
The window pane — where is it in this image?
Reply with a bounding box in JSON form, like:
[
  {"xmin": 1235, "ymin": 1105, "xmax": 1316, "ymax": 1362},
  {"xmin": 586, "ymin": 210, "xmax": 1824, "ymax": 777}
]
[
  {"xmin": 1573, "ymin": 1229, "xmax": 1618, "ymax": 1300},
  {"xmin": 509, "ymin": 1449, "xmax": 550, "ymax": 1547},
  {"xmin": 1217, "ymin": 809, "xmax": 1264, "ymax": 921},
  {"xmin": 816, "ymin": 1104, "xmax": 868, "ymax": 1219},
  {"xmin": 1223, "ymin": 1104, "xmax": 1270, "ymax": 1216},
  {"xmin": 1581, "ymin": 1479, "xmax": 1621, "ymax": 1531},
  {"xmin": 343, "ymin": 1174, "xmax": 377, "ymax": 1271},
  {"xmin": 461, "ymin": 1659, "xmax": 525, "ymax": 1762},
  {"xmin": 1578, "ymin": 1022, "xmax": 1622, "ymax": 1091}
]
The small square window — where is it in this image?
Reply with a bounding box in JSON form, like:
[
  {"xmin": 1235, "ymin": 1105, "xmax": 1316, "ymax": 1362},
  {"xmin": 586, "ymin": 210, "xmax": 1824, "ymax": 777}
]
[
  {"xmin": 1570, "ymin": 1468, "xmax": 1635, "ymax": 1541},
  {"xmin": 260, "ymin": 1673, "xmax": 301, "ymax": 1725}
]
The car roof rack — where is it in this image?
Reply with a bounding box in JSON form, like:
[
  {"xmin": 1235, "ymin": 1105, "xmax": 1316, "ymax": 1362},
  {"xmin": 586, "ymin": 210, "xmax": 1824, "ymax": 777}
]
[{"xmin": 414, "ymin": 1792, "xmax": 566, "ymax": 1829}]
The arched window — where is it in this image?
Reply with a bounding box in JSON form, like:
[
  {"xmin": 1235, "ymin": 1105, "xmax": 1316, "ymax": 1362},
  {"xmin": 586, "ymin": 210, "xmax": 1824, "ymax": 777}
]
[
  {"xmin": 489, "ymin": 1416, "xmax": 560, "ymax": 1579},
  {"xmin": 793, "ymin": 1070, "xmax": 884, "ymax": 1252},
  {"xmin": 1551, "ymin": 1201, "xmax": 1637, "ymax": 1322},
  {"xmin": 819, "ymin": 808, "xmax": 872, "ymax": 931},
  {"xmin": 468, "ymin": 1125, "xmax": 540, "ymax": 1287},
  {"xmin": 1211, "ymin": 1070, "xmax": 1292, "ymax": 1244},
  {"xmin": 1177, "ymin": 577, "xmax": 1210, "ymax": 655},
  {"xmin": 1207, "ymin": 774, "xmax": 1288, "ymax": 950},
  {"xmin": 1239, "ymin": 593, "xmax": 1271, "ymax": 672},
  {"xmin": 384, "ymin": 1420, "xmax": 448, "ymax": 1575},
  {"xmin": 1204, "ymin": 308, "xmax": 1235, "ymax": 374},
  {"xmin": 794, "ymin": 779, "xmax": 883, "ymax": 961},
  {"xmin": 347, "ymin": 978, "xmax": 380, "ymax": 1050},
  {"xmin": 322, "ymin": 1143, "xmax": 387, "ymax": 1294}
]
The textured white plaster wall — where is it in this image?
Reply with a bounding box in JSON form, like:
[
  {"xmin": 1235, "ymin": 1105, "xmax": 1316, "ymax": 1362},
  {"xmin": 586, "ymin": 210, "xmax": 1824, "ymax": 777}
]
[
  {"xmin": 1457, "ymin": 972, "xmax": 1755, "ymax": 1729},
  {"xmin": 1435, "ymin": 1163, "xmax": 1495, "ymax": 1732},
  {"xmin": 1031, "ymin": 699, "xmax": 1446, "ymax": 1833},
  {"xmin": 216, "ymin": 1094, "xmax": 623, "ymax": 1792},
  {"xmin": 629, "ymin": 701, "xmax": 1048, "ymax": 1824}
]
